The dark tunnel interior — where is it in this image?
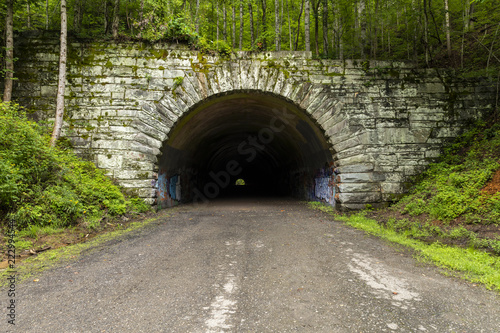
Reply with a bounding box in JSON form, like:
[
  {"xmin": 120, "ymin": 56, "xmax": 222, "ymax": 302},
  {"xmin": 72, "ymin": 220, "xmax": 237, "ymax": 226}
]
[{"xmin": 156, "ymin": 91, "xmax": 334, "ymax": 206}]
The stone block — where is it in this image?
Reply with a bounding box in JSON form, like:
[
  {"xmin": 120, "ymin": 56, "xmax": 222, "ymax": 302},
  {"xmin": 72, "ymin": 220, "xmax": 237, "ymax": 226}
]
[
  {"xmin": 337, "ymin": 192, "xmax": 382, "ymax": 203},
  {"xmin": 117, "ymin": 179, "xmax": 154, "ymax": 188},
  {"xmin": 336, "ymin": 163, "xmax": 374, "ymax": 173},
  {"xmin": 337, "ymin": 183, "xmax": 381, "ymax": 192},
  {"xmin": 41, "ymin": 85, "xmax": 57, "ymax": 96},
  {"xmin": 96, "ymin": 154, "xmax": 123, "ymax": 169}
]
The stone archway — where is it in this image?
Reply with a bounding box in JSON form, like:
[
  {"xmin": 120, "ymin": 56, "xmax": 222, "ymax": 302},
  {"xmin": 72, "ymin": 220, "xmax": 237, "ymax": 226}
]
[{"xmin": 154, "ymin": 90, "xmax": 336, "ymax": 208}]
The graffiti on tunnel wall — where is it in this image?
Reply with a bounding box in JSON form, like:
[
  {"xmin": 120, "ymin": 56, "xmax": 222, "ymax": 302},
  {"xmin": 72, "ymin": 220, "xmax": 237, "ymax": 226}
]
[
  {"xmin": 156, "ymin": 171, "xmax": 181, "ymax": 208},
  {"xmin": 313, "ymin": 164, "xmax": 337, "ymax": 206},
  {"xmin": 292, "ymin": 164, "xmax": 337, "ymax": 207}
]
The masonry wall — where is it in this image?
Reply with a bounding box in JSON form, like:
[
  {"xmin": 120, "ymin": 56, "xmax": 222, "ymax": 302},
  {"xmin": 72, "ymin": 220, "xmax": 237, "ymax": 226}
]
[{"xmin": 8, "ymin": 31, "xmax": 497, "ymax": 209}]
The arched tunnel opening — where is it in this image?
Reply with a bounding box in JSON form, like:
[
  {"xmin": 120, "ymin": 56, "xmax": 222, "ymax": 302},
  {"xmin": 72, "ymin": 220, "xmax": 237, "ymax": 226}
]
[{"xmin": 156, "ymin": 91, "xmax": 336, "ymax": 207}]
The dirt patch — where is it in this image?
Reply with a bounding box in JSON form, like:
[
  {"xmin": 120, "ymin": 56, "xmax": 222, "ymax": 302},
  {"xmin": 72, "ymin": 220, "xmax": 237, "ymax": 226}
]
[{"xmin": 482, "ymin": 167, "xmax": 500, "ymax": 195}]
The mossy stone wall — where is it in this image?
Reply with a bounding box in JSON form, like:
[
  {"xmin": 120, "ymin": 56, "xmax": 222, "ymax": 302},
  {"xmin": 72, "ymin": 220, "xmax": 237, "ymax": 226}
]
[{"xmin": 9, "ymin": 31, "xmax": 497, "ymax": 208}]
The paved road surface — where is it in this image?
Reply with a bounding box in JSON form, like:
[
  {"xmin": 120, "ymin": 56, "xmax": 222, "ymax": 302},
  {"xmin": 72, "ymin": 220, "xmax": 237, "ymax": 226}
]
[{"xmin": 4, "ymin": 198, "xmax": 500, "ymax": 332}]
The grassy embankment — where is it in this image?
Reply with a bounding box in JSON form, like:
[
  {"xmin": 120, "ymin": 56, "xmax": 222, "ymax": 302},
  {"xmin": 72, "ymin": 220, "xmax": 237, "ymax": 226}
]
[
  {"xmin": 310, "ymin": 119, "xmax": 500, "ymax": 292},
  {"xmin": 0, "ymin": 102, "xmax": 152, "ymax": 276}
]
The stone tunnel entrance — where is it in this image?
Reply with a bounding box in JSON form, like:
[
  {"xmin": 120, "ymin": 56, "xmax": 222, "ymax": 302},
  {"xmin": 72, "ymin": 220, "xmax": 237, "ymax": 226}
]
[{"xmin": 156, "ymin": 91, "xmax": 335, "ymax": 208}]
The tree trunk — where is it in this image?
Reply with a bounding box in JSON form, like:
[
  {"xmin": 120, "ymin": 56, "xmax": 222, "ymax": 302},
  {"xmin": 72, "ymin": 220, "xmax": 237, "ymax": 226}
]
[
  {"xmin": 444, "ymin": 0, "xmax": 451, "ymax": 57},
  {"xmin": 468, "ymin": 3, "xmax": 475, "ymax": 31},
  {"xmin": 275, "ymin": 0, "xmax": 280, "ymax": 50},
  {"xmin": 287, "ymin": 0, "xmax": 292, "ymax": 50},
  {"xmin": 312, "ymin": 0, "xmax": 319, "ymax": 56},
  {"xmin": 73, "ymin": 0, "xmax": 81, "ymax": 33},
  {"xmin": 112, "ymin": 0, "xmax": 120, "ymax": 38},
  {"xmin": 294, "ymin": 0, "xmax": 304, "ymax": 51},
  {"xmin": 216, "ymin": 1, "xmax": 220, "ymax": 41},
  {"xmin": 280, "ymin": 0, "xmax": 284, "ymax": 50},
  {"xmin": 322, "ymin": 0, "xmax": 328, "ymax": 57},
  {"xmin": 423, "ymin": 0, "xmax": 430, "ymax": 65},
  {"xmin": 304, "ymin": 0, "xmax": 310, "ymax": 52},
  {"xmin": 232, "ymin": 4, "xmax": 236, "ymax": 48},
  {"xmin": 249, "ymin": 2, "xmax": 255, "ymax": 49},
  {"xmin": 223, "ymin": 4, "xmax": 227, "ymax": 41},
  {"xmin": 429, "ymin": 0, "xmax": 442, "ymax": 45},
  {"xmin": 373, "ymin": 0, "xmax": 379, "ymax": 58},
  {"xmin": 46, "ymin": 0, "xmax": 50, "ymax": 29},
  {"xmin": 487, "ymin": 23, "xmax": 500, "ymax": 70},
  {"xmin": 358, "ymin": 0, "xmax": 365, "ymax": 58},
  {"xmin": 413, "ymin": 0, "xmax": 418, "ymax": 63},
  {"xmin": 338, "ymin": 17, "xmax": 344, "ymax": 60},
  {"xmin": 239, "ymin": 0, "xmax": 244, "ymax": 50},
  {"xmin": 195, "ymin": 0, "xmax": 200, "ymax": 33},
  {"xmin": 104, "ymin": 1, "xmax": 109, "ymax": 35},
  {"xmin": 3, "ymin": 0, "xmax": 14, "ymax": 102},
  {"xmin": 50, "ymin": 0, "xmax": 68, "ymax": 146},
  {"xmin": 27, "ymin": 3, "xmax": 31, "ymax": 29},
  {"xmin": 261, "ymin": 0, "xmax": 267, "ymax": 49}
]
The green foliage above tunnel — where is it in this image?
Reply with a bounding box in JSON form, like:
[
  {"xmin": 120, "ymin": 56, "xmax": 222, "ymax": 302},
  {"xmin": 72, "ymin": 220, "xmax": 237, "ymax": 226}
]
[{"xmin": 0, "ymin": 102, "xmax": 150, "ymax": 231}]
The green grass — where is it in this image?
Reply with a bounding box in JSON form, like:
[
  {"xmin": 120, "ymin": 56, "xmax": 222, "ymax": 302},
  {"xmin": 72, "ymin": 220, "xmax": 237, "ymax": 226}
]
[{"xmin": 308, "ymin": 202, "xmax": 500, "ymax": 292}]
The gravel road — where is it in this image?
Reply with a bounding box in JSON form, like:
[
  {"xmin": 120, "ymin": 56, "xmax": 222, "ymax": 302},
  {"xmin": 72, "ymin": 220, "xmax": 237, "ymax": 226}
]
[{"xmin": 4, "ymin": 197, "xmax": 500, "ymax": 332}]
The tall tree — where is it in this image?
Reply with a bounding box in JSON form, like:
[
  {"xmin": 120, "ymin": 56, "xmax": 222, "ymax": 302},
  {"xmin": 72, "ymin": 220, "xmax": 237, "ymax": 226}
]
[
  {"xmin": 372, "ymin": 0, "xmax": 380, "ymax": 58},
  {"xmin": 46, "ymin": 0, "xmax": 49, "ymax": 29},
  {"xmin": 223, "ymin": 4, "xmax": 227, "ymax": 41},
  {"xmin": 275, "ymin": 0, "xmax": 280, "ymax": 50},
  {"xmin": 239, "ymin": 0, "xmax": 244, "ymax": 49},
  {"xmin": 27, "ymin": 2, "xmax": 31, "ymax": 29},
  {"xmin": 112, "ymin": 0, "xmax": 121, "ymax": 38},
  {"xmin": 311, "ymin": 0, "xmax": 320, "ymax": 56},
  {"xmin": 50, "ymin": 0, "xmax": 68, "ymax": 146},
  {"xmin": 294, "ymin": 0, "xmax": 304, "ymax": 50},
  {"xmin": 322, "ymin": 0, "xmax": 328, "ymax": 57},
  {"xmin": 358, "ymin": 0, "xmax": 366, "ymax": 58},
  {"xmin": 3, "ymin": 0, "xmax": 14, "ymax": 102},
  {"xmin": 304, "ymin": 0, "xmax": 310, "ymax": 52},
  {"xmin": 249, "ymin": 1, "xmax": 255, "ymax": 48},
  {"xmin": 287, "ymin": 0, "xmax": 292, "ymax": 50},
  {"xmin": 73, "ymin": 0, "xmax": 83, "ymax": 33},
  {"xmin": 232, "ymin": 3, "xmax": 236, "ymax": 47},
  {"xmin": 444, "ymin": 0, "xmax": 452, "ymax": 57},
  {"xmin": 260, "ymin": 0, "xmax": 267, "ymax": 49},
  {"xmin": 104, "ymin": 1, "xmax": 109, "ymax": 34},
  {"xmin": 423, "ymin": 0, "xmax": 430, "ymax": 65},
  {"xmin": 216, "ymin": 0, "xmax": 219, "ymax": 41},
  {"xmin": 196, "ymin": 0, "xmax": 200, "ymax": 33}
]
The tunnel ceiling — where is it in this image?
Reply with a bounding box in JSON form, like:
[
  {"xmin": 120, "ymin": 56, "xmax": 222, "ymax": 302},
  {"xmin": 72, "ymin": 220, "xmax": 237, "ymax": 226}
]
[{"xmin": 160, "ymin": 91, "xmax": 333, "ymax": 180}]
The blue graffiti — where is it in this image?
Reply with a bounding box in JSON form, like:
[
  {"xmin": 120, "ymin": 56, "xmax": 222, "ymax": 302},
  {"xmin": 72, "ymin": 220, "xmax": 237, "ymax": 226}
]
[{"xmin": 314, "ymin": 166, "xmax": 337, "ymax": 206}]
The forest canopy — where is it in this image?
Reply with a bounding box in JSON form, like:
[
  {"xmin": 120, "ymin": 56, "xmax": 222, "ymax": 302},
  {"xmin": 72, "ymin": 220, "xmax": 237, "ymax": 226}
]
[{"xmin": 1, "ymin": 0, "xmax": 500, "ymax": 72}]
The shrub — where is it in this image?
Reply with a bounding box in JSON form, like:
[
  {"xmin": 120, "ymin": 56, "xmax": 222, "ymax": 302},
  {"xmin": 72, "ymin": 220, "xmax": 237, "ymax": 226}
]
[
  {"xmin": 0, "ymin": 102, "xmax": 149, "ymax": 230},
  {"xmin": 395, "ymin": 122, "xmax": 500, "ymax": 223}
]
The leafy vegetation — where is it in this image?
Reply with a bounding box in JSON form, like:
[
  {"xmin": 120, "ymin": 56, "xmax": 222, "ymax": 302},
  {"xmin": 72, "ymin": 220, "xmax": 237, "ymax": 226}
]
[
  {"xmin": 1, "ymin": 0, "xmax": 499, "ymax": 72},
  {"xmin": 395, "ymin": 120, "xmax": 500, "ymax": 224},
  {"xmin": 0, "ymin": 102, "xmax": 150, "ymax": 233}
]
